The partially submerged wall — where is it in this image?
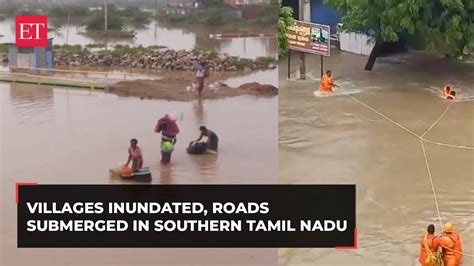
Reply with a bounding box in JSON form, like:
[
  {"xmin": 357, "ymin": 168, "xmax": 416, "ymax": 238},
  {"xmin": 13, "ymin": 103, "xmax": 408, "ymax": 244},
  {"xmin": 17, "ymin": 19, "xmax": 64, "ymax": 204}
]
[{"xmin": 339, "ymin": 30, "xmax": 375, "ymax": 56}]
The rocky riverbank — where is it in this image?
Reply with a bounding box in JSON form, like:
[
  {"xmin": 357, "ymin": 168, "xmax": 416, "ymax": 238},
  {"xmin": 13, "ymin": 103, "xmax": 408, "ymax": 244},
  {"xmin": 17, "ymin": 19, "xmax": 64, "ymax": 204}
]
[
  {"xmin": 0, "ymin": 44, "xmax": 277, "ymax": 71},
  {"xmin": 51, "ymin": 45, "xmax": 276, "ymax": 72},
  {"xmin": 107, "ymin": 78, "xmax": 278, "ymax": 101}
]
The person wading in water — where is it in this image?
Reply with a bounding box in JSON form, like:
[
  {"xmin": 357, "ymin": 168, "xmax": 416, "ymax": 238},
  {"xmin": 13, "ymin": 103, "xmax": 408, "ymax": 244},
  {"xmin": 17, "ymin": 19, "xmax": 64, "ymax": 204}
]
[
  {"xmin": 419, "ymin": 224, "xmax": 441, "ymax": 266},
  {"xmin": 124, "ymin": 138, "xmax": 143, "ymax": 173},
  {"xmin": 195, "ymin": 126, "xmax": 219, "ymax": 152},
  {"xmin": 195, "ymin": 61, "xmax": 210, "ymax": 95},
  {"xmin": 439, "ymin": 222, "xmax": 463, "ymax": 266},
  {"xmin": 155, "ymin": 113, "xmax": 180, "ymax": 164},
  {"xmin": 319, "ymin": 70, "xmax": 338, "ymax": 93},
  {"xmin": 443, "ymin": 85, "xmax": 456, "ymax": 100}
]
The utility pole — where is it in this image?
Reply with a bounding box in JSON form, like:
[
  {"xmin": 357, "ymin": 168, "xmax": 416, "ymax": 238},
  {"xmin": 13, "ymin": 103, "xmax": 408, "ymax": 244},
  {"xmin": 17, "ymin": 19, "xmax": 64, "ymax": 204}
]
[
  {"xmin": 298, "ymin": 0, "xmax": 305, "ymax": 80},
  {"xmin": 104, "ymin": 0, "xmax": 108, "ymax": 31},
  {"xmin": 66, "ymin": 10, "xmax": 71, "ymax": 45},
  {"xmin": 155, "ymin": 0, "xmax": 158, "ymax": 17}
]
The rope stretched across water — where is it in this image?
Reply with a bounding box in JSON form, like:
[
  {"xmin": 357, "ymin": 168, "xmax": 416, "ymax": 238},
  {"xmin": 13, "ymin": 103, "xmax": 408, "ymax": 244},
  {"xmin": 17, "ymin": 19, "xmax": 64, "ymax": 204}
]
[
  {"xmin": 345, "ymin": 94, "xmax": 474, "ymax": 258},
  {"xmin": 348, "ymin": 94, "xmax": 474, "ymax": 150}
]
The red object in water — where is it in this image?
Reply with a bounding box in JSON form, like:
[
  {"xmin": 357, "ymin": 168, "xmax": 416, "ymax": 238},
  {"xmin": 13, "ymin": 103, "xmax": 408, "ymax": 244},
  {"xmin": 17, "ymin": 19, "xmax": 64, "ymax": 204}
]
[{"xmin": 121, "ymin": 166, "xmax": 132, "ymax": 176}]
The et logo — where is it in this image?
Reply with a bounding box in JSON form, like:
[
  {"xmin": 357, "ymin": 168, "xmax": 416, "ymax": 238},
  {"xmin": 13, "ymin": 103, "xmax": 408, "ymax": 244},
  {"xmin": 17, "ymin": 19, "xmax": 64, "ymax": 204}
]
[{"xmin": 15, "ymin": 16, "xmax": 48, "ymax": 47}]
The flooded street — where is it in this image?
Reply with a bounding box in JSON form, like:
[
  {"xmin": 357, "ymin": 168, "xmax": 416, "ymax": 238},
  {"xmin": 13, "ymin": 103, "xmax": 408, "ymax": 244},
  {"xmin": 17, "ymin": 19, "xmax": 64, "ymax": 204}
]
[
  {"xmin": 0, "ymin": 18, "xmax": 277, "ymax": 59},
  {"xmin": 0, "ymin": 3, "xmax": 280, "ymax": 264},
  {"xmin": 1, "ymin": 83, "xmax": 277, "ymax": 183},
  {"xmin": 279, "ymin": 51, "xmax": 473, "ymax": 265},
  {"xmin": 0, "ymin": 82, "xmax": 277, "ymax": 265}
]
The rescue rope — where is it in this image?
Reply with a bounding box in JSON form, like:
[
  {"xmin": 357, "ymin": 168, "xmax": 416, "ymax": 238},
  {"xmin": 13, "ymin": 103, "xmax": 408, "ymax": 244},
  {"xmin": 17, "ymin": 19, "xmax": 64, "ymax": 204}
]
[
  {"xmin": 345, "ymin": 94, "xmax": 474, "ymax": 258},
  {"xmin": 348, "ymin": 95, "xmax": 474, "ymax": 151},
  {"xmin": 420, "ymin": 139, "xmax": 443, "ymax": 229},
  {"xmin": 421, "ymin": 104, "xmax": 451, "ymax": 138},
  {"xmin": 421, "ymin": 103, "xmax": 474, "ymax": 150},
  {"xmin": 419, "ymin": 103, "xmax": 474, "ymax": 258},
  {"xmin": 347, "ymin": 95, "xmax": 419, "ymax": 138},
  {"xmin": 422, "ymin": 139, "xmax": 474, "ymax": 150}
]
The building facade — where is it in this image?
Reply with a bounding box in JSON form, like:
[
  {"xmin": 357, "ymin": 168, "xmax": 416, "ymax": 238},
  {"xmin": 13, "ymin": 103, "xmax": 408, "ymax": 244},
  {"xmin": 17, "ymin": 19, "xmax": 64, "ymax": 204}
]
[
  {"xmin": 282, "ymin": 0, "xmax": 341, "ymax": 32},
  {"xmin": 6, "ymin": 38, "xmax": 54, "ymax": 71}
]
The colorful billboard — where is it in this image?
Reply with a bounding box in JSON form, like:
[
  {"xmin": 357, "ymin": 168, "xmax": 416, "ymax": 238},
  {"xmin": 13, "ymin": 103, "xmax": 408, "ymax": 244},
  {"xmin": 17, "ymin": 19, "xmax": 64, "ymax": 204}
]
[{"xmin": 287, "ymin": 20, "xmax": 331, "ymax": 56}]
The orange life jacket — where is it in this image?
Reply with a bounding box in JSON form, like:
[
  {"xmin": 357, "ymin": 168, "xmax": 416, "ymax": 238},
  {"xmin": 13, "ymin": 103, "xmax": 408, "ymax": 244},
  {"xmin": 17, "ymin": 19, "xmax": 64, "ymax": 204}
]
[
  {"xmin": 320, "ymin": 75, "xmax": 334, "ymax": 93},
  {"xmin": 419, "ymin": 234, "xmax": 439, "ymax": 266},
  {"xmin": 441, "ymin": 233, "xmax": 463, "ymax": 264}
]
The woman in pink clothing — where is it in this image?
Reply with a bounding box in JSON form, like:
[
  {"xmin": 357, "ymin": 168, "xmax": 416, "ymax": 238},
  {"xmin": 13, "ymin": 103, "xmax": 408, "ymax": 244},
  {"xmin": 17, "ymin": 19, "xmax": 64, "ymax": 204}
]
[
  {"xmin": 124, "ymin": 138, "xmax": 143, "ymax": 173},
  {"xmin": 155, "ymin": 113, "xmax": 180, "ymax": 163}
]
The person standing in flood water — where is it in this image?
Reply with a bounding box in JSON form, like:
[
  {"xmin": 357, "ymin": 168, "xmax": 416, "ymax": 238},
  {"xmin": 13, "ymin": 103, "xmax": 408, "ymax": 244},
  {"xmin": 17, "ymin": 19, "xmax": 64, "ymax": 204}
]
[
  {"xmin": 195, "ymin": 126, "xmax": 219, "ymax": 152},
  {"xmin": 439, "ymin": 222, "xmax": 463, "ymax": 266},
  {"xmin": 419, "ymin": 224, "xmax": 441, "ymax": 266},
  {"xmin": 196, "ymin": 61, "xmax": 210, "ymax": 95},
  {"xmin": 124, "ymin": 139, "xmax": 143, "ymax": 173},
  {"xmin": 320, "ymin": 70, "xmax": 337, "ymax": 93},
  {"xmin": 155, "ymin": 113, "xmax": 180, "ymax": 164},
  {"xmin": 155, "ymin": 113, "xmax": 180, "ymax": 144}
]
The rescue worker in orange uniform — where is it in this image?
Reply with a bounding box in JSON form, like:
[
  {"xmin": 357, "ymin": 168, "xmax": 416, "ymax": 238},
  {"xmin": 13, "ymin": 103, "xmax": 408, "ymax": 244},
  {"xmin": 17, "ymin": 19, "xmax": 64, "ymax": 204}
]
[
  {"xmin": 443, "ymin": 85, "xmax": 456, "ymax": 100},
  {"xmin": 447, "ymin": 91, "xmax": 456, "ymax": 100},
  {"xmin": 320, "ymin": 70, "xmax": 337, "ymax": 93},
  {"xmin": 419, "ymin": 224, "xmax": 441, "ymax": 266},
  {"xmin": 439, "ymin": 222, "xmax": 463, "ymax": 266}
]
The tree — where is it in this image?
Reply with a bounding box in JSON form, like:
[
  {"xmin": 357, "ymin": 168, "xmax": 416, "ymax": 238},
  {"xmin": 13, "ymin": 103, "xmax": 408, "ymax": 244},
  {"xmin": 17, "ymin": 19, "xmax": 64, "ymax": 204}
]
[
  {"xmin": 278, "ymin": 0, "xmax": 294, "ymax": 58},
  {"xmin": 425, "ymin": 0, "xmax": 473, "ymax": 61},
  {"xmin": 325, "ymin": 0, "xmax": 474, "ymax": 69},
  {"xmin": 86, "ymin": 13, "xmax": 124, "ymax": 31}
]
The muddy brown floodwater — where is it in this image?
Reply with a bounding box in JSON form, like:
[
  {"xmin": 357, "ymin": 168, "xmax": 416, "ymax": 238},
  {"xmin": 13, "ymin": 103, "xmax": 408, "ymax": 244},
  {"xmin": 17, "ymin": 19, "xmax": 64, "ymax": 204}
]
[
  {"xmin": 0, "ymin": 18, "xmax": 277, "ymax": 59},
  {"xmin": 279, "ymin": 51, "xmax": 473, "ymax": 265},
  {"xmin": 0, "ymin": 81, "xmax": 277, "ymax": 265}
]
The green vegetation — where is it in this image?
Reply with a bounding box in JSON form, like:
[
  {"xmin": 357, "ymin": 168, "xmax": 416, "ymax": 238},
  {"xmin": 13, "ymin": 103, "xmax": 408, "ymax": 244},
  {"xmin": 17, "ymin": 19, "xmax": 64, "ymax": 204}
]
[
  {"xmin": 161, "ymin": 3, "xmax": 277, "ymax": 27},
  {"xmin": 117, "ymin": 7, "xmax": 152, "ymax": 27},
  {"xmin": 278, "ymin": 0, "xmax": 294, "ymax": 58},
  {"xmin": 84, "ymin": 13, "xmax": 134, "ymax": 38},
  {"xmin": 325, "ymin": 0, "xmax": 474, "ymax": 67},
  {"xmin": 110, "ymin": 45, "xmax": 152, "ymax": 57},
  {"xmin": 84, "ymin": 7, "xmax": 151, "ymax": 37},
  {"xmin": 53, "ymin": 44, "xmax": 85, "ymax": 54},
  {"xmin": 49, "ymin": 6, "xmax": 90, "ymax": 17},
  {"xmin": 85, "ymin": 43, "xmax": 107, "ymax": 49},
  {"xmin": 0, "ymin": 44, "xmax": 8, "ymax": 54},
  {"xmin": 86, "ymin": 12, "xmax": 125, "ymax": 31}
]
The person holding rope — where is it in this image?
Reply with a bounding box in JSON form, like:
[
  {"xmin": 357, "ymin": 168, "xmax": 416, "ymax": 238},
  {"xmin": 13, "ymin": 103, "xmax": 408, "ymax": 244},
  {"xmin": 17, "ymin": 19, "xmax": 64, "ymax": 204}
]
[
  {"xmin": 439, "ymin": 222, "xmax": 463, "ymax": 266},
  {"xmin": 419, "ymin": 224, "xmax": 441, "ymax": 266},
  {"xmin": 319, "ymin": 70, "xmax": 338, "ymax": 93}
]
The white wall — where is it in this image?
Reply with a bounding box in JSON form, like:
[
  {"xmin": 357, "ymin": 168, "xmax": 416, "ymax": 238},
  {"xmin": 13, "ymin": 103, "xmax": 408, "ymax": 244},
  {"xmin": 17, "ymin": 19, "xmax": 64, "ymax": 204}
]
[
  {"xmin": 17, "ymin": 53, "xmax": 35, "ymax": 68},
  {"xmin": 339, "ymin": 30, "xmax": 375, "ymax": 56}
]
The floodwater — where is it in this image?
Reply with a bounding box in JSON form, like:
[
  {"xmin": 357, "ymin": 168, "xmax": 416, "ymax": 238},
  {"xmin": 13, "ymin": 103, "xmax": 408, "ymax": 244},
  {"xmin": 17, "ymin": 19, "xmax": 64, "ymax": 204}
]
[
  {"xmin": 279, "ymin": 51, "xmax": 473, "ymax": 265},
  {"xmin": 0, "ymin": 82, "xmax": 277, "ymax": 265},
  {"xmin": 0, "ymin": 18, "xmax": 277, "ymax": 59}
]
